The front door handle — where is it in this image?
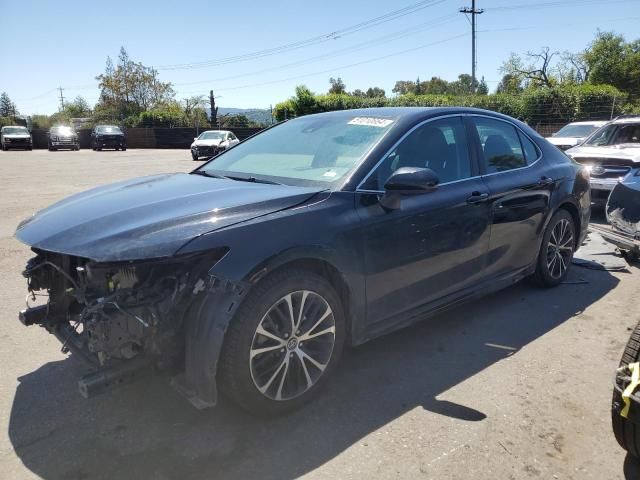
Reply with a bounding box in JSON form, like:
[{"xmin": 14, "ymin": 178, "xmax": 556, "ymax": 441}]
[
  {"xmin": 466, "ymin": 192, "xmax": 489, "ymax": 204},
  {"xmin": 538, "ymin": 176, "xmax": 554, "ymax": 186}
]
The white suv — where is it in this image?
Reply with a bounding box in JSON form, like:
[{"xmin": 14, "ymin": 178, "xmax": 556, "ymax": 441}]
[{"xmin": 566, "ymin": 116, "xmax": 640, "ymax": 205}]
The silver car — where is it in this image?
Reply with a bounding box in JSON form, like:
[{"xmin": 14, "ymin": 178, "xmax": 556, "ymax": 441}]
[{"xmin": 190, "ymin": 130, "xmax": 240, "ymax": 161}]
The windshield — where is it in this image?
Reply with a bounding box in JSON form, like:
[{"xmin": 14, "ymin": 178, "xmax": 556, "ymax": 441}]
[
  {"xmin": 50, "ymin": 126, "xmax": 75, "ymax": 135},
  {"xmin": 198, "ymin": 131, "xmax": 225, "ymax": 140},
  {"xmin": 96, "ymin": 126, "xmax": 123, "ymax": 134},
  {"xmin": 555, "ymin": 124, "xmax": 600, "ymax": 138},
  {"xmin": 199, "ymin": 114, "xmax": 395, "ymax": 186},
  {"xmin": 3, "ymin": 127, "xmax": 29, "ymax": 135},
  {"xmin": 586, "ymin": 123, "xmax": 640, "ymax": 146}
]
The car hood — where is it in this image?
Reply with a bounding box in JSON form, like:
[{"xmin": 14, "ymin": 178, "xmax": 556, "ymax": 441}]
[
  {"xmin": 192, "ymin": 139, "xmax": 222, "ymax": 147},
  {"xmin": 547, "ymin": 136, "xmax": 582, "ymax": 147},
  {"xmin": 566, "ymin": 144, "xmax": 640, "ymax": 162},
  {"xmin": 15, "ymin": 172, "xmax": 323, "ymax": 262}
]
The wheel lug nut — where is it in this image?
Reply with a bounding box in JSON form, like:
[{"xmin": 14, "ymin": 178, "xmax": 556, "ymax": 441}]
[
  {"xmin": 296, "ymin": 331, "xmax": 300, "ymax": 335},
  {"xmin": 280, "ymin": 348, "xmax": 285, "ymax": 353},
  {"xmin": 284, "ymin": 332, "xmax": 289, "ymax": 338}
]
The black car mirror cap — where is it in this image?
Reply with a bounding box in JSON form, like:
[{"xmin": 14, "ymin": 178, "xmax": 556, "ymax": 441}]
[
  {"xmin": 380, "ymin": 167, "xmax": 439, "ymax": 210},
  {"xmin": 384, "ymin": 167, "xmax": 439, "ymax": 192}
]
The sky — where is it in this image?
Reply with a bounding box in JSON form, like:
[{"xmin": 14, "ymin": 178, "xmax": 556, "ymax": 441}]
[{"xmin": 1, "ymin": 0, "xmax": 639, "ymax": 116}]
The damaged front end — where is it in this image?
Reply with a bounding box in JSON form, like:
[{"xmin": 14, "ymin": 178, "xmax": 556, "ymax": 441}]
[
  {"xmin": 591, "ymin": 171, "xmax": 640, "ymax": 258},
  {"xmin": 19, "ymin": 248, "xmax": 226, "ymax": 399}
]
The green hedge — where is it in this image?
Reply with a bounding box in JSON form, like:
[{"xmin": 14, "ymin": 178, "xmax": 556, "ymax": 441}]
[{"xmin": 274, "ymin": 84, "xmax": 630, "ymax": 125}]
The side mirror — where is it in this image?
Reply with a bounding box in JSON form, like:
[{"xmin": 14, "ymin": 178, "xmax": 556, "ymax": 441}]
[
  {"xmin": 194, "ymin": 137, "xmax": 198, "ymax": 141},
  {"xmin": 380, "ymin": 167, "xmax": 439, "ymax": 210}
]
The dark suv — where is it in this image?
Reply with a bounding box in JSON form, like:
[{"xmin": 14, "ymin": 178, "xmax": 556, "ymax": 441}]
[
  {"xmin": 91, "ymin": 125, "xmax": 126, "ymax": 151},
  {"xmin": 48, "ymin": 126, "xmax": 79, "ymax": 151}
]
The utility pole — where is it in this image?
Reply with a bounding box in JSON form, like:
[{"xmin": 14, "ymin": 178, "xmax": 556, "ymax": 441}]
[
  {"xmin": 58, "ymin": 86, "xmax": 65, "ymax": 110},
  {"xmin": 459, "ymin": 0, "xmax": 484, "ymax": 93}
]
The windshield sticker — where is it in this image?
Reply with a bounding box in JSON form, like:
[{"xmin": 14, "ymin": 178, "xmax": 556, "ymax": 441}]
[
  {"xmin": 348, "ymin": 117, "xmax": 393, "ymax": 128},
  {"xmin": 322, "ymin": 170, "xmax": 337, "ymax": 178}
]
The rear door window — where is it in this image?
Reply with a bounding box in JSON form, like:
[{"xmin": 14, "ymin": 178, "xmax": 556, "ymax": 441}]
[{"xmin": 473, "ymin": 117, "xmax": 526, "ymax": 173}]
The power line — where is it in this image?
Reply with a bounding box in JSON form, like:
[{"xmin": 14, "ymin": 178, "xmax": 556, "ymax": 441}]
[
  {"xmin": 157, "ymin": 0, "xmax": 447, "ymax": 70},
  {"xmin": 180, "ymin": 32, "xmax": 469, "ymax": 95},
  {"xmin": 173, "ymin": 13, "xmax": 459, "ymax": 87},
  {"xmin": 484, "ymin": 0, "xmax": 638, "ymax": 11}
]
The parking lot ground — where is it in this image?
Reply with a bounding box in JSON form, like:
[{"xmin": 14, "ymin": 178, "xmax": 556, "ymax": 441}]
[{"xmin": 1, "ymin": 149, "xmax": 639, "ymax": 480}]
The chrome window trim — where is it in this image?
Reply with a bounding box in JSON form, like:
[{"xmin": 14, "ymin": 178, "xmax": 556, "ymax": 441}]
[
  {"xmin": 466, "ymin": 113, "xmax": 543, "ymax": 177},
  {"xmin": 355, "ymin": 113, "xmax": 544, "ymax": 193},
  {"xmin": 355, "ymin": 114, "xmax": 472, "ymax": 192}
]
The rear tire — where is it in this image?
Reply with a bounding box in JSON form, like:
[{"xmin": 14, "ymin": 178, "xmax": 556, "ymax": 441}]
[
  {"xmin": 218, "ymin": 268, "xmax": 345, "ymax": 416},
  {"xmin": 192, "ymin": 153, "xmax": 199, "ymax": 161},
  {"xmin": 532, "ymin": 209, "xmax": 576, "ymax": 287},
  {"xmin": 613, "ymin": 322, "xmax": 640, "ymax": 457}
]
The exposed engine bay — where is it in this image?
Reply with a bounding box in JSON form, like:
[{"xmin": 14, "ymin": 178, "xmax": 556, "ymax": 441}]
[{"xmin": 19, "ymin": 249, "xmax": 223, "ymax": 398}]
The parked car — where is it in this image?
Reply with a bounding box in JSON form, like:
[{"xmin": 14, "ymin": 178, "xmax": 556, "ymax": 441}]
[
  {"xmin": 190, "ymin": 130, "xmax": 239, "ymax": 160},
  {"xmin": 1, "ymin": 125, "xmax": 32, "ymax": 150},
  {"xmin": 91, "ymin": 125, "xmax": 126, "ymax": 151},
  {"xmin": 15, "ymin": 107, "xmax": 590, "ymax": 415},
  {"xmin": 48, "ymin": 125, "xmax": 80, "ymax": 151},
  {"xmin": 546, "ymin": 120, "xmax": 606, "ymax": 150},
  {"xmin": 566, "ymin": 116, "xmax": 640, "ymax": 206}
]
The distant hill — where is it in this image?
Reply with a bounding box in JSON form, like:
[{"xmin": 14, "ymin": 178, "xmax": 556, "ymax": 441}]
[{"xmin": 206, "ymin": 107, "xmax": 272, "ymax": 126}]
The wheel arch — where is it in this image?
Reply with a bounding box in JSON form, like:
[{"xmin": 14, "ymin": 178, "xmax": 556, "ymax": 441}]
[{"xmin": 555, "ymin": 199, "xmax": 582, "ymax": 249}]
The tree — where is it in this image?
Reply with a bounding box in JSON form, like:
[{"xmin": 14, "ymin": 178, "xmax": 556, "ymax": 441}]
[
  {"xmin": 365, "ymin": 87, "xmax": 386, "ymax": 98},
  {"xmin": 392, "ymin": 80, "xmax": 417, "ymax": 95},
  {"xmin": 496, "ymin": 74, "xmax": 523, "ymax": 94},
  {"xmin": 351, "ymin": 89, "xmax": 367, "ymax": 98},
  {"xmin": 328, "ymin": 77, "xmax": 347, "ymax": 94},
  {"xmin": 95, "ymin": 47, "xmax": 175, "ymax": 119},
  {"xmin": 477, "ymin": 77, "xmax": 489, "ymax": 95},
  {"xmin": 501, "ymin": 47, "xmax": 558, "ymax": 88},
  {"xmin": 584, "ymin": 31, "xmax": 640, "ymax": 99},
  {"xmin": 0, "ymin": 92, "xmax": 17, "ymax": 117}
]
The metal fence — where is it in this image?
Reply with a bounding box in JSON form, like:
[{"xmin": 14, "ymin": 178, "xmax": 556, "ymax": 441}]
[{"xmin": 29, "ymin": 127, "xmax": 264, "ymax": 149}]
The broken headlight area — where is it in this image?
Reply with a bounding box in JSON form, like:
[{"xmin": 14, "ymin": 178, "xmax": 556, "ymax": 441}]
[{"xmin": 19, "ymin": 248, "xmax": 227, "ymax": 397}]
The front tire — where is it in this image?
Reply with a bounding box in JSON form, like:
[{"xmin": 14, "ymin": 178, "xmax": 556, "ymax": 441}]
[
  {"xmin": 532, "ymin": 209, "xmax": 576, "ymax": 287},
  {"xmin": 218, "ymin": 268, "xmax": 345, "ymax": 416},
  {"xmin": 613, "ymin": 322, "xmax": 640, "ymax": 457}
]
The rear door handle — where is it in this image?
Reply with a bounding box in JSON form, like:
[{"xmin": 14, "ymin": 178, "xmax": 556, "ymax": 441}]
[
  {"xmin": 466, "ymin": 192, "xmax": 489, "ymax": 204},
  {"xmin": 538, "ymin": 176, "xmax": 554, "ymax": 186}
]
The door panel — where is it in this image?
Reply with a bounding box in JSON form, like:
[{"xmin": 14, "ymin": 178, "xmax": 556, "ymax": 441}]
[
  {"xmin": 470, "ymin": 116, "xmax": 553, "ymax": 278},
  {"xmin": 355, "ymin": 115, "xmax": 490, "ymax": 326},
  {"xmin": 357, "ymin": 182, "xmax": 491, "ymax": 324}
]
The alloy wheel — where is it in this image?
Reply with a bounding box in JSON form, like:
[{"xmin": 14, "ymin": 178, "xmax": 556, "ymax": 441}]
[
  {"xmin": 249, "ymin": 290, "xmax": 336, "ymax": 401},
  {"xmin": 546, "ymin": 218, "xmax": 574, "ymax": 279}
]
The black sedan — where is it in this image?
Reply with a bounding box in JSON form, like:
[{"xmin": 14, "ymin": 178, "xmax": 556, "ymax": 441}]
[{"xmin": 15, "ymin": 107, "xmax": 590, "ymax": 415}]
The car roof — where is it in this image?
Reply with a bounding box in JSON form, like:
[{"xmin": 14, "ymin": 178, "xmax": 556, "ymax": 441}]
[
  {"xmin": 291, "ymin": 107, "xmax": 542, "ymax": 138},
  {"xmin": 566, "ymin": 120, "xmax": 607, "ymax": 126},
  {"xmin": 201, "ymin": 130, "xmax": 230, "ymax": 133},
  {"xmin": 2, "ymin": 125, "xmax": 28, "ymax": 129},
  {"xmin": 612, "ymin": 117, "xmax": 640, "ymax": 124}
]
